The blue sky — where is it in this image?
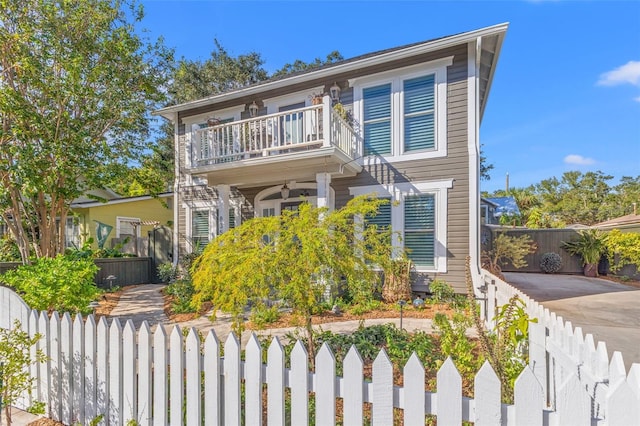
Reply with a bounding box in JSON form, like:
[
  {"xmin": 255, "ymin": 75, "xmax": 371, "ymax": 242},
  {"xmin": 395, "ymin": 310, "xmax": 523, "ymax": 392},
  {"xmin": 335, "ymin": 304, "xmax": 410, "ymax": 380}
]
[{"xmin": 141, "ymin": 0, "xmax": 640, "ymax": 192}]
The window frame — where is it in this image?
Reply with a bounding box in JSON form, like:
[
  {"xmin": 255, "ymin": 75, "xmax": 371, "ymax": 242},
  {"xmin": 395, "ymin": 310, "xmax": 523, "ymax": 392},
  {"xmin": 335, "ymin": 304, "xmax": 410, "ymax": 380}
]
[
  {"xmin": 349, "ymin": 179, "xmax": 452, "ymax": 273},
  {"xmin": 116, "ymin": 216, "xmax": 140, "ymax": 239},
  {"xmin": 351, "ymin": 57, "xmax": 452, "ymax": 163}
]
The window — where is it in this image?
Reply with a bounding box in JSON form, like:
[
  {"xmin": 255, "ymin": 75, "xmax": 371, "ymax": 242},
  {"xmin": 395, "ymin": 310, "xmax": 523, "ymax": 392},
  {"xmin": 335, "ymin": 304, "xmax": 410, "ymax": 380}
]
[
  {"xmin": 404, "ymin": 194, "xmax": 435, "ymax": 267},
  {"xmin": 116, "ymin": 217, "xmax": 139, "ymax": 238},
  {"xmin": 403, "ymin": 75, "xmax": 435, "ymax": 152},
  {"xmin": 192, "ymin": 210, "xmax": 210, "ymax": 246},
  {"xmin": 363, "ymin": 84, "xmax": 392, "ymax": 156},
  {"xmin": 353, "ymin": 56, "xmax": 452, "ymax": 161},
  {"xmin": 65, "ymin": 217, "xmax": 80, "ymax": 249},
  {"xmin": 365, "ymin": 199, "xmax": 392, "ymax": 231},
  {"xmin": 349, "ymin": 179, "xmax": 452, "ymax": 272}
]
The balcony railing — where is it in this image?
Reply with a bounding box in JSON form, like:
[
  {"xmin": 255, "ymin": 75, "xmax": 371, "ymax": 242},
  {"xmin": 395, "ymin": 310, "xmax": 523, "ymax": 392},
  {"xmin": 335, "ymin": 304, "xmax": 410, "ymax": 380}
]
[{"xmin": 190, "ymin": 99, "xmax": 357, "ymax": 167}]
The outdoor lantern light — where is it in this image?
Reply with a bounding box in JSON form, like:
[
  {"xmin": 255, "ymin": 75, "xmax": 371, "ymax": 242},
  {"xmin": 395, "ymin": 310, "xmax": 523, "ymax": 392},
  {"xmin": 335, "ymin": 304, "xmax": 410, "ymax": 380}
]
[
  {"xmin": 281, "ymin": 182, "xmax": 290, "ymax": 200},
  {"xmin": 329, "ymin": 82, "xmax": 341, "ymax": 103},
  {"xmin": 248, "ymin": 101, "xmax": 259, "ymax": 117}
]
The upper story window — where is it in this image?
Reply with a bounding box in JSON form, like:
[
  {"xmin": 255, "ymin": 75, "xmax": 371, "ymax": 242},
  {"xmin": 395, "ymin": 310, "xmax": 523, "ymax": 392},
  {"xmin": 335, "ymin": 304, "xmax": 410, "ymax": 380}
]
[
  {"xmin": 363, "ymin": 85, "xmax": 392, "ymax": 156},
  {"xmin": 353, "ymin": 56, "xmax": 453, "ymax": 162},
  {"xmin": 403, "ymin": 75, "xmax": 435, "ymax": 152}
]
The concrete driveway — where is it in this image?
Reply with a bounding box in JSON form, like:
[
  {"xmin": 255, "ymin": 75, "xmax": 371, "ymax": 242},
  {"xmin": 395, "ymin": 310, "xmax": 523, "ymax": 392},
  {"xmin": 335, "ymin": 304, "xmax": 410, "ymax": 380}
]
[{"xmin": 503, "ymin": 272, "xmax": 640, "ymax": 369}]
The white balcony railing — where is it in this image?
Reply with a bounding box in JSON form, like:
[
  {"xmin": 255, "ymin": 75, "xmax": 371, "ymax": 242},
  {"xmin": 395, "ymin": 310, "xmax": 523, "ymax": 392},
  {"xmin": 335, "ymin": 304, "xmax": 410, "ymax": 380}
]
[{"xmin": 190, "ymin": 99, "xmax": 357, "ymax": 167}]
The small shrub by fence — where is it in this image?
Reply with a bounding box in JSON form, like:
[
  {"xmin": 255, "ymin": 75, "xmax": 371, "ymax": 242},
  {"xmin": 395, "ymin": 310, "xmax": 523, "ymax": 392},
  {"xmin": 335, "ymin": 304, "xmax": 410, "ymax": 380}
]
[{"xmin": 3, "ymin": 276, "xmax": 640, "ymax": 425}]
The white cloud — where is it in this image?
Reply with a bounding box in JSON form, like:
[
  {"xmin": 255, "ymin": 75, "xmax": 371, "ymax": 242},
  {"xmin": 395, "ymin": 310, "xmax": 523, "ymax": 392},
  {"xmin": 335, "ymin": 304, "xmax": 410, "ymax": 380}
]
[
  {"xmin": 597, "ymin": 61, "xmax": 640, "ymax": 87},
  {"xmin": 635, "ymin": 96, "xmax": 640, "ymax": 103},
  {"xmin": 564, "ymin": 154, "xmax": 595, "ymax": 166}
]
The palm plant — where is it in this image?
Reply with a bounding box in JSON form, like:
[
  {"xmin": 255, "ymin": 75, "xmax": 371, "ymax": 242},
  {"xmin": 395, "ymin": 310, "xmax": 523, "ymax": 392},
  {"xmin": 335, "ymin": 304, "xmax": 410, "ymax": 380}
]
[{"xmin": 561, "ymin": 229, "xmax": 608, "ymax": 276}]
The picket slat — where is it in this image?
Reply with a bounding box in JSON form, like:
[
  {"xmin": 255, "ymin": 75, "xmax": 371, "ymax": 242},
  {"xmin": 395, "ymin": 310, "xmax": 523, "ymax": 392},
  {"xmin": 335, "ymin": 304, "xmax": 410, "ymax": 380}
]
[
  {"xmin": 437, "ymin": 357, "xmax": 462, "ymax": 425},
  {"xmin": 267, "ymin": 337, "xmax": 285, "ymax": 425},
  {"xmin": 49, "ymin": 312, "xmax": 61, "ymax": 422},
  {"xmin": 185, "ymin": 328, "xmax": 201, "ymax": 426},
  {"xmin": 60, "ymin": 313, "xmax": 73, "ymax": 425},
  {"xmin": 83, "ymin": 315, "xmax": 96, "ymax": 421},
  {"xmin": 37, "ymin": 311, "xmax": 51, "ymax": 417},
  {"xmin": 244, "ymin": 334, "xmax": 262, "ymax": 426},
  {"xmin": 290, "ymin": 341, "xmax": 309, "ymax": 425},
  {"xmin": 169, "ymin": 326, "xmax": 184, "ymax": 426},
  {"xmin": 627, "ymin": 363, "xmax": 640, "ymax": 399},
  {"xmin": 28, "ymin": 310, "xmax": 39, "ymax": 407},
  {"xmin": 372, "ymin": 349, "xmax": 394, "ymax": 425},
  {"xmin": 607, "ymin": 379, "xmax": 640, "ymax": 426},
  {"xmin": 153, "ymin": 325, "xmax": 168, "ymax": 426},
  {"xmin": 343, "ymin": 346, "xmax": 364, "ymax": 425},
  {"xmin": 474, "ymin": 361, "xmax": 501, "ymax": 426},
  {"xmin": 556, "ymin": 373, "xmax": 590, "ymax": 425},
  {"xmin": 122, "ymin": 320, "xmax": 137, "ymax": 424},
  {"xmin": 609, "ymin": 351, "xmax": 627, "ymax": 387},
  {"xmin": 514, "ymin": 367, "xmax": 543, "ymax": 426},
  {"xmin": 204, "ymin": 330, "xmax": 221, "ymax": 426},
  {"xmin": 96, "ymin": 317, "xmax": 109, "ymax": 426},
  {"xmin": 137, "ymin": 322, "xmax": 152, "ymax": 426},
  {"xmin": 315, "ymin": 343, "xmax": 336, "ymax": 425},
  {"xmin": 403, "ymin": 353, "xmax": 425, "ymax": 424},
  {"xmin": 72, "ymin": 314, "xmax": 85, "ymax": 425},
  {"xmin": 224, "ymin": 333, "xmax": 242, "ymax": 426},
  {"xmin": 108, "ymin": 319, "xmax": 123, "ymax": 426}
]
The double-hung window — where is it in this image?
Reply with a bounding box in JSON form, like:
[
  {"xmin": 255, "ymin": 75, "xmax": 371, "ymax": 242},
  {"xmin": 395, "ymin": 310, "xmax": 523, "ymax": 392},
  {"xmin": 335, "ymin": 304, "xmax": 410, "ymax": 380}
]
[
  {"xmin": 192, "ymin": 210, "xmax": 210, "ymax": 246},
  {"xmin": 403, "ymin": 194, "xmax": 436, "ymax": 267},
  {"xmin": 364, "ymin": 199, "xmax": 392, "ymax": 232},
  {"xmin": 354, "ymin": 56, "xmax": 452, "ymax": 160},
  {"xmin": 363, "ymin": 84, "xmax": 392, "ymax": 156},
  {"xmin": 403, "ymin": 75, "xmax": 435, "ymax": 152}
]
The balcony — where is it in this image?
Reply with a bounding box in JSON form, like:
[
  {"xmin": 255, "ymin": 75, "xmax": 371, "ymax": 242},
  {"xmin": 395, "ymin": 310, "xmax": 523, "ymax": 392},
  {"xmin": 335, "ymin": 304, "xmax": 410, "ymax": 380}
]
[{"xmin": 188, "ymin": 97, "xmax": 362, "ymax": 187}]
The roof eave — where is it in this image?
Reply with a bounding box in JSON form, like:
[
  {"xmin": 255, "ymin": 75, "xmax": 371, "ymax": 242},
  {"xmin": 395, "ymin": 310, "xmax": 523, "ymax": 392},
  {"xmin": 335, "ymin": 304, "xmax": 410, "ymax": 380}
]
[{"xmin": 153, "ymin": 23, "xmax": 510, "ymax": 121}]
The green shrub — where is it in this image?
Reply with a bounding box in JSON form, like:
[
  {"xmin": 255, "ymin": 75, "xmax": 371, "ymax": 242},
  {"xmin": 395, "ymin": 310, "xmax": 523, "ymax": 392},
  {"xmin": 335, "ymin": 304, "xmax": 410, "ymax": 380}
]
[
  {"xmin": 1, "ymin": 256, "xmax": 100, "ymax": 314},
  {"xmin": 157, "ymin": 262, "xmax": 178, "ymax": 283},
  {"xmin": 250, "ymin": 304, "xmax": 281, "ymax": 329},
  {"xmin": 0, "ymin": 234, "xmax": 21, "ymax": 262},
  {"xmin": 165, "ymin": 279, "xmax": 196, "ymax": 314},
  {"xmin": 429, "ymin": 279, "xmax": 455, "ymax": 305},
  {"xmin": 606, "ymin": 229, "xmax": 640, "ymax": 273},
  {"xmin": 433, "ymin": 312, "xmax": 483, "ymax": 379}
]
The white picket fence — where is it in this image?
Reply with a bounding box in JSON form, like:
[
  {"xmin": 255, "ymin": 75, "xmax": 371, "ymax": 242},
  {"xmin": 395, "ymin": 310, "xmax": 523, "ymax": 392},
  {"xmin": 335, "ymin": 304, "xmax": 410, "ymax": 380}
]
[{"xmin": 2, "ymin": 276, "xmax": 640, "ymax": 425}]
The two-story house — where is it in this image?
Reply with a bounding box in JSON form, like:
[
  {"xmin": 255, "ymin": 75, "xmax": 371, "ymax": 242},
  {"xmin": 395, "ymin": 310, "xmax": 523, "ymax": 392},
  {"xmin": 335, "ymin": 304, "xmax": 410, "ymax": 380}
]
[{"xmin": 154, "ymin": 23, "xmax": 507, "ymax": 293}]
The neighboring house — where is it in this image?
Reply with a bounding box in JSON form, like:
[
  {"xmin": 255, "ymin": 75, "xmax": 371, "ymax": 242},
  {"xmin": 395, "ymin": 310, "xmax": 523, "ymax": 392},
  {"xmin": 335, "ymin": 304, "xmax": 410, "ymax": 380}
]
[
  {"xmin": 593, "ymin": 212, "xmax": 640, "ymax": 234},
  {"xmin": 482, "ymin": 196, "xmax": 521, "ymax": 224},
  {"xmin": 154, "ymin": 24, "xmax": 508, "ymax": 293},
  {"xmin": 480, "ymin": 198, "xmax": 499, "ymax": 225},
  {"xmin": 70, "ymin": 192, "xmax": 173, "ymax": 252}
]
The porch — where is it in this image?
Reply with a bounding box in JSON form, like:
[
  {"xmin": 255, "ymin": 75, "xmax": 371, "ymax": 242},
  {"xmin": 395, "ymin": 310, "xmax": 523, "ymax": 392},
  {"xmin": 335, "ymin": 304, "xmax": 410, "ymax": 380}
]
[{"xmin": 188, "ymin": 96, "xmax": 361, "ymax": 188}]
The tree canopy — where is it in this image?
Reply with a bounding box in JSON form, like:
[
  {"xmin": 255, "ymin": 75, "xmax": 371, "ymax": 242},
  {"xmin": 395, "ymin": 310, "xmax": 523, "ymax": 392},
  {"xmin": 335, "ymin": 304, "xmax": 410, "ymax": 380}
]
[
  {"xmin": 485, "ymin": 171, "xmax": 640, "ymax": 228},
  {"xmin": 191, "ymin": 196, "xmax": 396, "ymax": 359},
  {"xmin": 0, "ymin": 0, "xmax": 172, "ymax": 262}
]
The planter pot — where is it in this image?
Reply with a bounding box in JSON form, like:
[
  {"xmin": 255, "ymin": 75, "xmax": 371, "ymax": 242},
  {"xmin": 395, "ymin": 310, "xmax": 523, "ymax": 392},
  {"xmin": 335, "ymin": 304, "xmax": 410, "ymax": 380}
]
[{"xmin": 583, "ymin": 263, "xmax": 598, "ymax": 277}]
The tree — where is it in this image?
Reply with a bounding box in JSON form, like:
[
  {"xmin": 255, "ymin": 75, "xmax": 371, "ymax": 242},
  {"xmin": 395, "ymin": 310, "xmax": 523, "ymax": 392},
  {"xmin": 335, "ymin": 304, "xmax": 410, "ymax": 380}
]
[
  {"xmin": 482, "ymin": 233, "xmax": 537, "ymax": 279},
  {"xmin": 271, "ymin": 51, "xmax": 343, "ymax": 78},
  {"xmin": 191, "ymin": 196, "xmax": 395, "ymax": 361},
  {"xmin": 0, "ymin": 0, "xmax": 172, "ymax": 262},
  {"xmin": 479, "ymin": 144, "xmax": 494, "ymax": 181}
]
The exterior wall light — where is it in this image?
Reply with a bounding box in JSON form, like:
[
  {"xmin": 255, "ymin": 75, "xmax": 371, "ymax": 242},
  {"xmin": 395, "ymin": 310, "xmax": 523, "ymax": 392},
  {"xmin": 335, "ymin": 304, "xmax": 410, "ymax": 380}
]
[
  {"xmin": 329, "ymin": 82, "xmax": 341, "ymax": 103},
  {"xmin": 248, "ymin": 101, "xmax": 259, "ymax": 117},
  {"xmin": 281, "ymin": 182, "xmax": 290, "ymax": 200}
]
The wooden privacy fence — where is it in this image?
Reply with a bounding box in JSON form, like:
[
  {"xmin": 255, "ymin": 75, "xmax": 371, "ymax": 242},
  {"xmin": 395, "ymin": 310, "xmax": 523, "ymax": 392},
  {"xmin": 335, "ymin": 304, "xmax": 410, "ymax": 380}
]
[{"xmin": 2, "ymin": 281, "xmax": 640, "ymax": 425}]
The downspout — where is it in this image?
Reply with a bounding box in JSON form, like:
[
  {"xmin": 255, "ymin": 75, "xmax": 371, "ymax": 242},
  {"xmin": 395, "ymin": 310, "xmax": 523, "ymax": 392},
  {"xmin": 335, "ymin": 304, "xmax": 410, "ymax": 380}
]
[
  {"xmin": 172, "ymin": 112, "xmax": 180, "ymax": 267},
  {"xmin": 467, "ymin": 37, "xmax": 483, "ymax": 291}
]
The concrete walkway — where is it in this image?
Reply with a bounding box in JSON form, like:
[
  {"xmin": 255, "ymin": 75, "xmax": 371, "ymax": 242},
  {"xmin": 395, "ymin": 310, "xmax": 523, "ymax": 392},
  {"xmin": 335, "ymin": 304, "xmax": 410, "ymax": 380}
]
[
  {"xmin": 108, "ymin": 284, "xmax": 458, "ymax": 345},
  {"xmin": 504, "ymin": 272, "xmax": 640, "ymax": 369}
]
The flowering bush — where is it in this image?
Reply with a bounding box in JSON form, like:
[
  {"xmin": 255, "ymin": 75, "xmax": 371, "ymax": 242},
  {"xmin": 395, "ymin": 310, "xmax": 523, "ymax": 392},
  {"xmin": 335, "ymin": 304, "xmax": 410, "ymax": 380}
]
[{"xmin": 540, "ymin": 252, "xmax": 563, "ymax": 273}]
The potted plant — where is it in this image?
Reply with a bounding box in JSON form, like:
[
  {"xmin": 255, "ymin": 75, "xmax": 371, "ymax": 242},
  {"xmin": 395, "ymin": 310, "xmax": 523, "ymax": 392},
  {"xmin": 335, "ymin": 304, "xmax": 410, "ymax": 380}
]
[
  {"xmin": 310, "ymin": 92, "xmax": 325, "ymax": 105},
  {"xmin": 561, "ymin": 229, "xmax": 608, "ymax": 277}
]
